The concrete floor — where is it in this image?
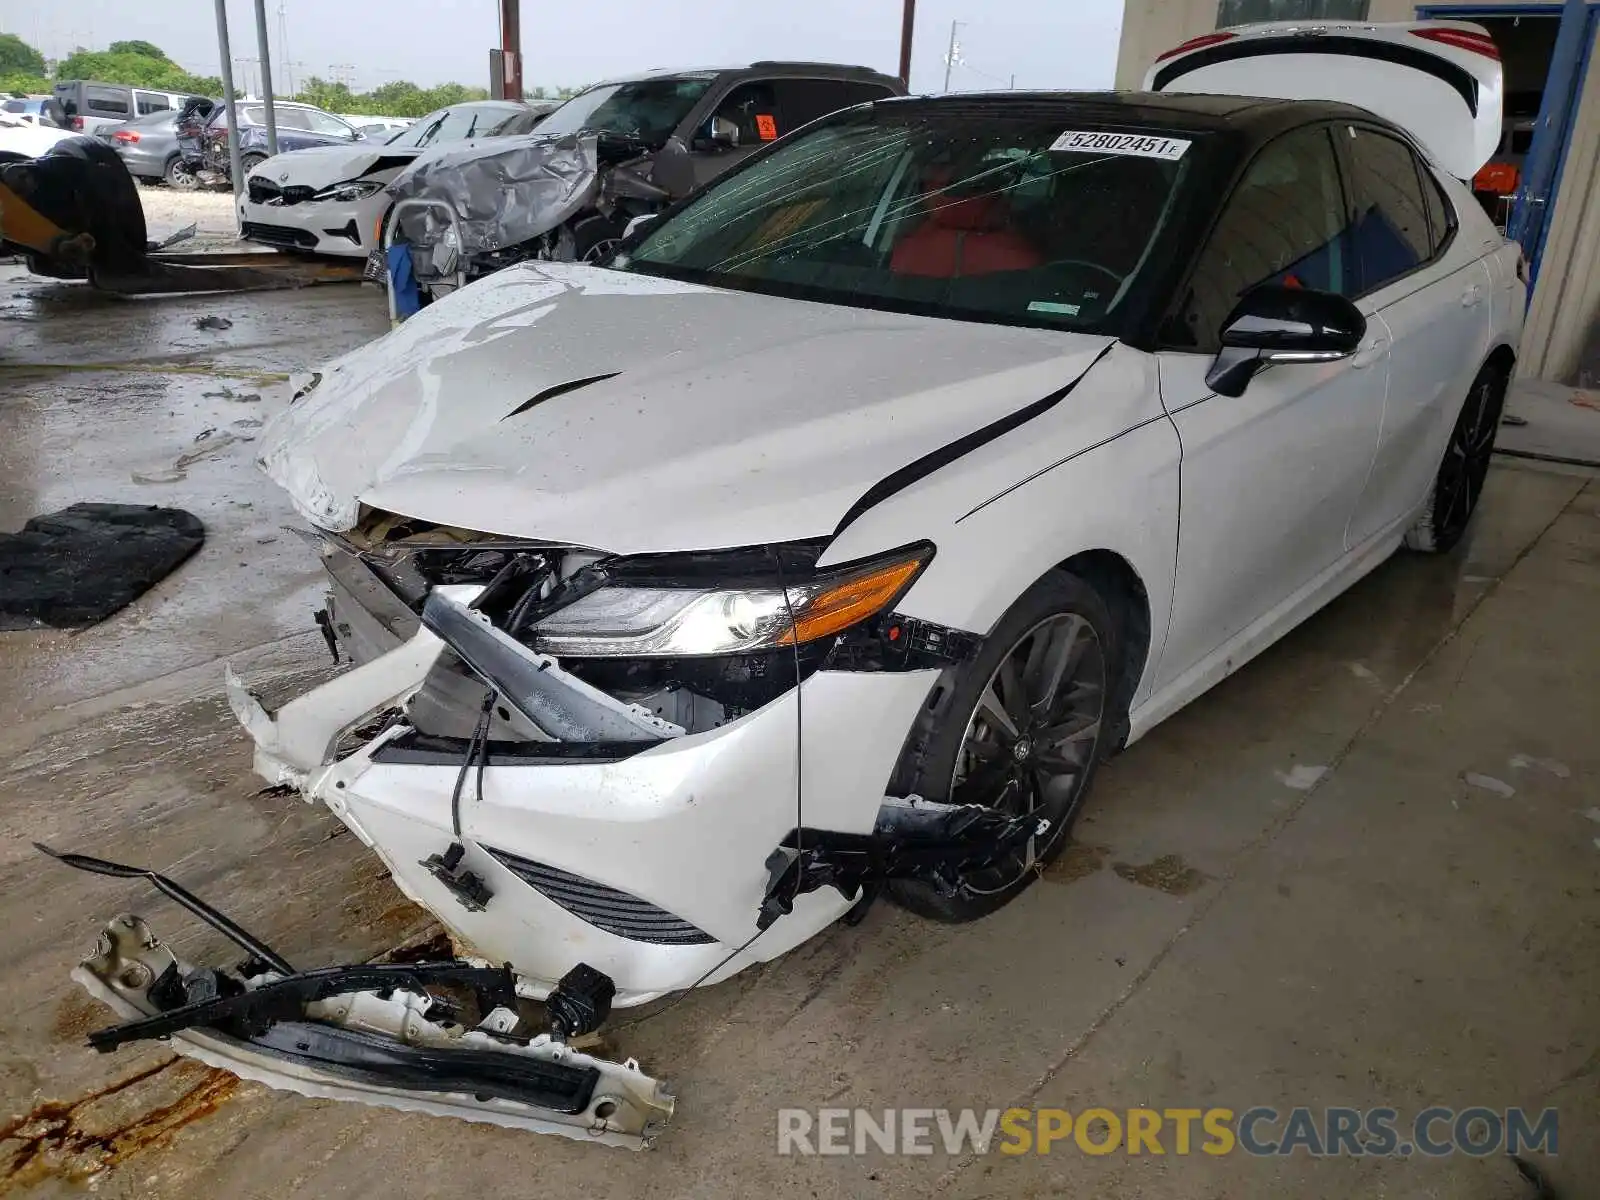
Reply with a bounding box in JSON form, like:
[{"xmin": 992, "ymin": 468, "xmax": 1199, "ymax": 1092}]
[{"xmin": 0, "ymin": 273, "xmax": 1595, "ymax": 1199}]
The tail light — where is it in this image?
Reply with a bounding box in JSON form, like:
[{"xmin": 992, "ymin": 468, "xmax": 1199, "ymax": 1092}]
[
  {"xmin": 113, "ymin": 130, "xmax": 140, "ymax": 143},
  {"xmin": 69, "ymin": 115, "xmax": 83, "ymax": 131},
  {"xmin": 1155, "ymin": 31, "xmax": 1237, "ymax": 63},
  {"xmin": 1413, "ymin": 27, "xmax": 1501, "ymax": 60}
]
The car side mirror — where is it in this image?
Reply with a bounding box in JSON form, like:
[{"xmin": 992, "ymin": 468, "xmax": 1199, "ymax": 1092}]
[
  {"xmin": 1206, "ymin": 284, "xmax": 1366, "ymax": 397},
  {"xmin": 623, "ymin": 213, "xmax": 661, "ymax": 240},
  {"xmin": 698, "ymin": 115, "xmax": 740, "ymax": 151}
]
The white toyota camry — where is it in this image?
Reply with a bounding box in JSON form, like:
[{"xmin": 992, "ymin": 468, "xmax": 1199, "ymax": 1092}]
[{"xmin": 62, "ymin": 21, "xmax": 1522, "ymax": 1147}]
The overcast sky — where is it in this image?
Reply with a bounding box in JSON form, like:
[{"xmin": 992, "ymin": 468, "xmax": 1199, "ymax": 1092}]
[{"xmin": 16, "ymin": 0, "xmax": 1123, "ymax": 95}]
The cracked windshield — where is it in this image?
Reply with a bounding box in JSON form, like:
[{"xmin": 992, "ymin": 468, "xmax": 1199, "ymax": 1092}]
[{"xmin": 622, "ymin": 111, "xmax": 1195, "ymax": 331}]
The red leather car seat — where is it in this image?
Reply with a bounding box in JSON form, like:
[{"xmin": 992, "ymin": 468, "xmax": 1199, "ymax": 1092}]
[{"xmin": 890, "ymin": 188, "xmax": 1042, "ymax": 279}]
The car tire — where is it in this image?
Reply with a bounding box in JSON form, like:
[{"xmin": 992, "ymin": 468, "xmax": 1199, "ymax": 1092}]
[
  {"xmin": 164, "ymin": 155, "xmax": 199, "ymax": 190},
  {"xmin": 240, "ymin": 152, "xmax": 268, "ymax": 175},
  {"xmin": 1404, "ymin": 361, "xmax": 1508, "ymax": 554},
  {"xmin": 885, "ymin": 570, "xmax": 1123, "ymax": 923},
  {"xmin": 569, "ymin": 214, "xmax": 627, "ymax": 264}
]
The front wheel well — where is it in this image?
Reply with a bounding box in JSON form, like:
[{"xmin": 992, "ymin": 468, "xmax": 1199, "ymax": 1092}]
[
  {"xmin": 1056, "ymin": 550, "xmax": 1150, "ymax": 754},
  {"xmin": 1484, "ymin": 343, "xmax": 1516, "ymax": 383}
]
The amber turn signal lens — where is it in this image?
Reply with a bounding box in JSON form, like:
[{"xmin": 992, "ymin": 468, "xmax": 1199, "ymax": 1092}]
[{"xmin": 778, "ymin": 557, "xmax": 926, "ymax": 645}]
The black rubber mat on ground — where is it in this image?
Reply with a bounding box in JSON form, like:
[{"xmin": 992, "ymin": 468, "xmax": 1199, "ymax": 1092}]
[{"xmin": 0, "ymin": 504, "xmax": 204, "ymax": 630}]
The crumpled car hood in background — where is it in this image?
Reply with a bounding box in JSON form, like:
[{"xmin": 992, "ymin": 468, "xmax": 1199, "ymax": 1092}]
[
  {"xmin": 252, "ymin": 142, "xmax": 417, "ymax": 192},
  {"xmin": 258, "ymin": 262, "xmax": 1115, "ymax": 555},
  {"xmin": 387, "ymin": 133, "xmax": 599, "ymax": 256}
]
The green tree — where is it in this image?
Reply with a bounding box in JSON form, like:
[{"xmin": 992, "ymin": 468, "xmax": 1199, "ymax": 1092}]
[
  {"xmin": 0, "ymin": 33, "xmax": 45, "ymax": 76},
  {"xmin": 174, "ymin": 73, "xmax": 224, "ymax": 96},
  {"xmin": 52, "ymin": 48, "xmax": 219, "ymax": 96},
  {"xmin": 293, "ymin": 76, "xmax": 354, "ymax": 112},
  {"xmin": 109, "ymin": 40, "xmax": 167, "ymax": 59},
  {"xmin": 0, "ymin": 73, "xmax": 52, "ymax": 97},
  {"xmin": 57, "ymin": 49, "xmax": 169, "ymax": 86}
]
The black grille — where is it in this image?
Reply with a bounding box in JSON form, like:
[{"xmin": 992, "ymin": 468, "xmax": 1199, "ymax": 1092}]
[
  {"xmin": 242, "ymin": 221, "xmax": 317, "ymax": 249},
  {"xmin": 486, "ymin": 849, "xmax": 715, "ymax": 945},
  {"xmin": 246, "ymin": 176, "xmax": 281, "ymax": 203}
]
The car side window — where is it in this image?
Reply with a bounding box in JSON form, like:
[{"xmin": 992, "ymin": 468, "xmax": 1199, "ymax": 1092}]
[
  {"xmin": 1344, "ymin": 126, "xmax": 1432, "ymax": 293},
  {"xmin": 1169, "ymin": 125, "xmax": 1354, "ymax": 351},
  {"xmin": 843, "ymin": 81, "xmax": 898, "ymax": 107},
  {"xmin": 710, "ymin": 81, "xmax": 781, "ymax": 146},
  {"xmin": 86, "ymin": 87, "xmax": 131, "ymax": 116},
  {"xmin": 136, "ymin": 93, "xmax": 171, "ymax": 116},
  {"xmin": 304, "ymin": 109, "xmax": 355, "ymax": 138},
  {"xmin": 771, "ymin": 79, "xmax": 869, "ymax": 130},
  {"xmin": 1418, "ymin": 161, "xmax": 1455, "ymax": 257},
  {"xmin": 276, "ymin": 108, "xmax": 312, "ymax": 131}
]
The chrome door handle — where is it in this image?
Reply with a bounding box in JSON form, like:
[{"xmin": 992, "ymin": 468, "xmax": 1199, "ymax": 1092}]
[
  {"xmin": 1351, "ymin": 336, "xmax": 1389, "ymax": 368},
  {"xmin": 1460, "ymin": 284, "xmax": 1484, "ymax": 307}
]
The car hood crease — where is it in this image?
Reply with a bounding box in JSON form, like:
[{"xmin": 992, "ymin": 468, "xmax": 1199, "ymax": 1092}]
[{"xmin": 258, "ymin": 262, "xmax": 1118, "ymax": 554}]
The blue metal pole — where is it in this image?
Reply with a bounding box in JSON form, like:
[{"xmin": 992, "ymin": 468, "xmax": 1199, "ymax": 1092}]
[{"xmin": 1507, "ymin": 0, "xmax": 1591, "ymax": 255}]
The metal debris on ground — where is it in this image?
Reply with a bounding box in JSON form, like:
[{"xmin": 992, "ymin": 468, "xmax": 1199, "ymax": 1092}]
[
  {"xmin": 202, "ymin": 385, "xmax": 264, "ymax": 402},
  {"xmin": 1463, "ymin": 772, "xmax": 1517, "ymax": 798},
  {"xmin": 130, "ymin": 469, "xmax": 186, "ymax": 486},
  {"xmin": 174, "ymin": 432, "xmax": 239, "ymax": 471},
  {"xmin": 193, "ymin": 316, "xmax": 233, "ymax": 331}
]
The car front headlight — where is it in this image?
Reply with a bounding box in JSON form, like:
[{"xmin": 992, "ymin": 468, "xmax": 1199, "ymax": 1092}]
[
  {"xmin": 531, "ymin": 545, "xmax": 932, "ymax": 658},
  {"xmin": 312, "ymin": 179, "xmax": 386, "ymax": 202}
]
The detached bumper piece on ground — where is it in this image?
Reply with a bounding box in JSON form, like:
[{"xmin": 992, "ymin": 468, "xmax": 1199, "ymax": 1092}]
[{"xmin": 42, "ymin": 847, "xmax": 674, "ymax": 1149}]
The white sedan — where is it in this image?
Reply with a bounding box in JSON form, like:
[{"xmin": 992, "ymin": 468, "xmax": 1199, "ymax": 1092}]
[
  {"xmin": 237, "ymin": 100, "xmax": 550, "ymax": 257},
  {"xmin": 0, "ymin": 110, "xmax": 75, "ymax": 158},
  {"xmin": 70, "ymin": 21, "xmax": 1522, "ymax": 1145}
]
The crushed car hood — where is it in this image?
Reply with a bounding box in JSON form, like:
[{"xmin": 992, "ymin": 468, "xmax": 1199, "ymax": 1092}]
[
  {"xmin": 259, "ymin": 262, "xmax": 1116, "ymax": 554},
  {"xmin": 253, "ymin": 142, "xmax": 421, "ymax": 190}
]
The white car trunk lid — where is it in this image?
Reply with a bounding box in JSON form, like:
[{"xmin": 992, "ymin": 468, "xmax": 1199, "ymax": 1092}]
[{"xmin": 1144, "ymin": 19, "xmax": 1504, "ymax": 178}]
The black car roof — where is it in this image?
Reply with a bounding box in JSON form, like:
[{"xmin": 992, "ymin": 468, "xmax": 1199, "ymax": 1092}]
[
  {"xmin": 881, "ymin": 90, "xmax": 1382, "ymax": 138},
  {"xmin": 592, "ymin": 62, "xmax": 904, "ymax": 92}
]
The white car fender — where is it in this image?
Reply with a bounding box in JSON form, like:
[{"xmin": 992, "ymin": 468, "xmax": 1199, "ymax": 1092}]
[{"xmin": 824, "ymin": 343, "xmax": 1181, "ymax": 712}]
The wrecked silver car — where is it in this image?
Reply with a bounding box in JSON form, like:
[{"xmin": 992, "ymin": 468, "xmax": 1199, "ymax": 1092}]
[{"xmin": 382, "ymin": 63, "xmax": 903, "ymax": 304}]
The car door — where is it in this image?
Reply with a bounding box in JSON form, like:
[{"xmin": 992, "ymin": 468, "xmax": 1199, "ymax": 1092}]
[
  {"xmin": 1339, "ymin": 123, "xmax": 1492, "ymax": 547},
  {"xmin": 1154, "ymin": 124, "xmax": 1390, "ymax": 688}
]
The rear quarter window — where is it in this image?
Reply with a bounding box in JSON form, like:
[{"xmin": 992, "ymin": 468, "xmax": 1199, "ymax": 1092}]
[
  {"xmin": 1419, "ymin": 165, "xmax": 1454, "ymax": 256},
  {"xmin": 1345, "ymin": 126, "xmax": 1432, "ymax": 293},
  {"xmin": 772, "ymin": 78, "xmax": 876, "ymax": 129}
]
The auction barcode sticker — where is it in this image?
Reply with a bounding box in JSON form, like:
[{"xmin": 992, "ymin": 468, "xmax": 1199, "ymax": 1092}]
[{"xmin": 1049, "ymin": 131, "xmax": 1191, "ymax": 160}]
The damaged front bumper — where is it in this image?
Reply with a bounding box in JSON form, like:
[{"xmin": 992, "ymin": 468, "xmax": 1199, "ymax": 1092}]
[
  {"xmin": 224, "ymin": 595, "xmax": 934, "ymax": 1001},
  {"xmin": 72, "ymin": 913, "xmax": 673, "ymax": 1147}
]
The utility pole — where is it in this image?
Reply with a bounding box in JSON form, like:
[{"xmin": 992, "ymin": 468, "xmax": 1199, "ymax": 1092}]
[
  {"xmin": 942, "ymin": 20, "xmax": 963, "ymax": 93},
  {"xmin": 898, "ymin": 0, "xmax": 916, "ymax": 89},
  {"xmin": 211, "ymin": 0, "xmax": 246, "ymax": 209},
  {"xmin": 253, "ymin": 0, "xmax": 279, "ymax": 154},
  {"xmin": 277, "ymin": 2, "xmax": 294, "ymax": 95},
  {"xmin": 499, "ymin": 0, "xmax": 523, "ymax": 101}
]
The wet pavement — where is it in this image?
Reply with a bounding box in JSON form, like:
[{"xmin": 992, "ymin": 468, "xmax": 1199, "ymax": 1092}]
[{"xmin": 0, "ymin": 273, "xmax": 1595, "ymax": 1197}]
